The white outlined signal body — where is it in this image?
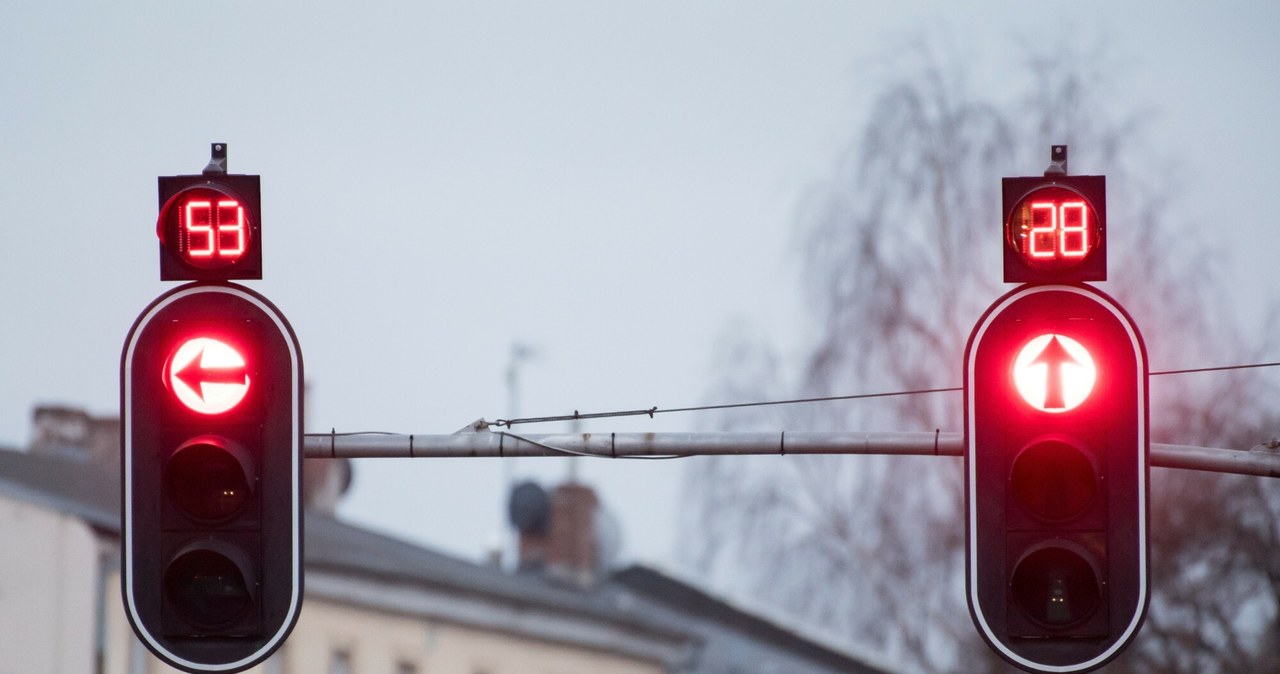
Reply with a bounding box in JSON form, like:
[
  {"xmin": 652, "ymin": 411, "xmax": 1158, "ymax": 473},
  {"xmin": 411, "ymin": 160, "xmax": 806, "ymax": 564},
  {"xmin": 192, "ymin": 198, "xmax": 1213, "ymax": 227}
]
[
  {"xmin": 121, "ymin": 282, "xmax": 303, "ymax": 673},
  {"xmin": 963, "ymin": 283, "xmax": 1149, "ymax": 673}
]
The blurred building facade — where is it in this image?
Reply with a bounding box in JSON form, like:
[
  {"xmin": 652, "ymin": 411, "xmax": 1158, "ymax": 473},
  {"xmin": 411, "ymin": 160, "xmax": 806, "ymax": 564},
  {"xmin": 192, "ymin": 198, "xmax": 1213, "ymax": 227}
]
[{"xmin": 0, "ymin": 405, "xmax": 888, "ymax": 674}]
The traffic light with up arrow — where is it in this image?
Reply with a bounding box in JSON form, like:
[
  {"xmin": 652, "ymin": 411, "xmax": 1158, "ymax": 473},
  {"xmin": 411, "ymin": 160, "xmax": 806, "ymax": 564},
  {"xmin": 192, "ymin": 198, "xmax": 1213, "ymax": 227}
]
[
  {"xmin": 966, "ymin": 146, "xmax": 1149, "ymax": 672},
  {"xmin": 964, "ymin": 282, "xmax": 1149, "ymax": 671}
]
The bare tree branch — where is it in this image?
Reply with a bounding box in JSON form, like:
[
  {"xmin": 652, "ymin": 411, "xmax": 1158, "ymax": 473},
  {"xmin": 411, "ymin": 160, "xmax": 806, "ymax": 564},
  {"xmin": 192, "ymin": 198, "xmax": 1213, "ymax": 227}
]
[{"xmin": 680, "ymin": 35, "xmax": 1280, "ymax": 674}]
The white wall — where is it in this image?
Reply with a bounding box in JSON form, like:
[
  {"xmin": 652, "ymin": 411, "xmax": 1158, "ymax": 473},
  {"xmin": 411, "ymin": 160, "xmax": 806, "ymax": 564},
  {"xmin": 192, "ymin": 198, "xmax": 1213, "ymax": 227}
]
[
  {"xmin": 0, "ymin": 492, "xmax": 99, "ymax": 674},
  {"xmin": 283, "ymin": 597, "xmax": 666, "ymax": 674}
]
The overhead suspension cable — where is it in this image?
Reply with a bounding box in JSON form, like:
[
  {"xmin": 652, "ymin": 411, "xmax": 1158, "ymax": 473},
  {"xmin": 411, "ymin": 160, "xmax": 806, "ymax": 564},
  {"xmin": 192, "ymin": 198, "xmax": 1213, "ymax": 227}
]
[{"xmin": 492, "ymin": 360, "xmax": 1280, "ymax": 428}]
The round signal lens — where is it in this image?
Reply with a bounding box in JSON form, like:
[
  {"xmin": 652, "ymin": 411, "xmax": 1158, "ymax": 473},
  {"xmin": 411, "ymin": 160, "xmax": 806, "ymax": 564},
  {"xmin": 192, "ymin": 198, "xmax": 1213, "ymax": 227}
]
[
  {"xmin": 1010, "ymin": 439, "xmax": 1098, "ymax": 522},
  {"xmin": 1010, "ymin": 544, "xmax": 1102, "ymax": 627},
  {"xmin": 158, "ymin": 187, "xmax": 252, "ymax": 270},
  {"xmin": 165, "ymin": 436, "xmax": 254, "ymax": 522},
  {"xmin": 165, "ymin": 543, "xmax": 254, "ymax": 628},
  {"xmin": 1006, "ymin": 186, "xmax": 1100, "ymax": 272},
  {"xmin": 166, "ymin": 337, "xmax": 250, "ymax": 415},
  {"xmin": 1013, "ymin": 334, "xmax": 1096, "ymax": 413}
]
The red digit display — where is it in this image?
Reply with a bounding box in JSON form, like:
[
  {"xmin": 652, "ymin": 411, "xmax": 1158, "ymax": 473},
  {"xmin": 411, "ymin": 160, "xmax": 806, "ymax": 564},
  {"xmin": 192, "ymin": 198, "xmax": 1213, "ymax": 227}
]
[
  {"xmin": 159, "ymin": 186, "xmax": 254, "ymax": 271},
  {"xmin": 1006, "ymin": 186, "xmax": 1100, "ymax": 272}
]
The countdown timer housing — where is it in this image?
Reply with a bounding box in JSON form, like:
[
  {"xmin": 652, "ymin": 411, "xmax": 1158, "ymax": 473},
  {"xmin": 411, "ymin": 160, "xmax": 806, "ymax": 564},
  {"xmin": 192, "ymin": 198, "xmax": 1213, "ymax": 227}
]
[
  {"xmin": 1002, "ymin": 175, "xmax": 1105, "ymax": 284},
  {"xmin": 158, "ymin": 174, "xmax": 262, "ymax": 281}
]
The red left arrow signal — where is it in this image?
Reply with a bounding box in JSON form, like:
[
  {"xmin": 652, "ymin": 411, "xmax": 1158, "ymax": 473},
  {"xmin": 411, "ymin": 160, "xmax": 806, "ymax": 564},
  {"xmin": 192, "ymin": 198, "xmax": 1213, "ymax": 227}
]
[
  {"xmin": 167, "ymin": 337, "xmax": 251, "ymax": 414},
  {"xmin": 173, "ymin": 346, "xmax": 249, "ymax": 394}
]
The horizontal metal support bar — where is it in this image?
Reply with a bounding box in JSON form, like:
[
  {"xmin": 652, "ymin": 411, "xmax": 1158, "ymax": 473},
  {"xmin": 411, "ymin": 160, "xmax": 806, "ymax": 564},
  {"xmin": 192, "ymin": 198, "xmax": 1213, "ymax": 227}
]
[
  {"xmin": 303, "ymin": 431, "xmax": 961, "ymax": 459},
  {"xmin": 1149, "ymin": 443, "xmax": 1280, "ymax": 478},
  {"xmin": 302, "ymin": 431, "xmax": 1280, "ymax": 479}
]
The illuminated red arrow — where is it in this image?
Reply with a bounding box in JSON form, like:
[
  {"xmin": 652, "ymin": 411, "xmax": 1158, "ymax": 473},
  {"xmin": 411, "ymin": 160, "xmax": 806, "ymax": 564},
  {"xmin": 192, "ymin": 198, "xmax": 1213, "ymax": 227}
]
[
  {"xmin": 173, "ymin": 347, "xmax": 248, "ymax": 400},
  {"xmin": 1030, "ymin": 335, "xmax": 1079, "ymax": 410}
]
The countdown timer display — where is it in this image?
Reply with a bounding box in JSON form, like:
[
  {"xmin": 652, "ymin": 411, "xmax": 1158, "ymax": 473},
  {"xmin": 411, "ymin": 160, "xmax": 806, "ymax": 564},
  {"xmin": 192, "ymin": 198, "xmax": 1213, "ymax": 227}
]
[
  {"xmin": 157, "ymin": 174, "xmax": 262, "ymax": 281},
  {"xmin": 159, "ymin": 187, "xmax": 252, "ymax": 270},
  {"xmin": 1005, "ymin": 186, "xmax": 1100, "ymax": 272},
  {"xmin": 1001, "ymin": 175, "xmax": 1106, "ymax": 284}
]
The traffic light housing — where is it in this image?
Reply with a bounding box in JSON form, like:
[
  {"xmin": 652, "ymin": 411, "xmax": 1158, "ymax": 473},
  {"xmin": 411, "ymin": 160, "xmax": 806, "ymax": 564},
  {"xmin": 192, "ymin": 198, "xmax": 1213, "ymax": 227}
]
[
  {"xmin": 121, "ymin": 283, "xmax": 303, "ymax": 673},
  {"xmin": 158, "ymin": 144, "xmax": 262, "ymax": 282},
  {"xmin": 964, "ymin": 283, "xmax": 1148, "ymax": 672},
  {"xmin": 1003, "ymin": 146, "xmax": 1106, "ymax": 284}
]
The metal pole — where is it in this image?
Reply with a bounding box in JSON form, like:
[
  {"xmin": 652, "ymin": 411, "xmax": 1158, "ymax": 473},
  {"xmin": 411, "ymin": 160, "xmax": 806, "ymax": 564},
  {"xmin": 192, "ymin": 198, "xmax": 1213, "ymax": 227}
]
[
  {"xmin": 1149, "ymin": 443, "xmax": 1280, "ymax": 478},
  {"xmin": 302, "ymin": 430, "xmax": 1280, "ymax": 479}
]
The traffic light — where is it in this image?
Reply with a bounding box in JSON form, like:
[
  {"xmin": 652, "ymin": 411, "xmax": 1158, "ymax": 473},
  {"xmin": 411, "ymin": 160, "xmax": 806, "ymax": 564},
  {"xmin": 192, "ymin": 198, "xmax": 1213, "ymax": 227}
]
[
  {"xmin": 158, "ymin": 143, "xmax": 262, "ymax": 281},
  {"xmin": 964, "ymin": 283, "xmax": 1148, "ymax": 672},
  {"xmin": 121, "ymin": 283, "xmax": 303, "ymax": 673},
  {"xmin": 1003, "ymin": 146, "xmax": 1106, "ymax": 284}
]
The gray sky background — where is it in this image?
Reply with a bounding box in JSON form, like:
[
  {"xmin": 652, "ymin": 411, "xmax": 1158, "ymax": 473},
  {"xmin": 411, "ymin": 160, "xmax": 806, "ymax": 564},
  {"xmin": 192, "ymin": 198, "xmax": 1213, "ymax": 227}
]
[{"xmin": 3, "ymin": 1, "xmax": 1278, "ymax": 591}]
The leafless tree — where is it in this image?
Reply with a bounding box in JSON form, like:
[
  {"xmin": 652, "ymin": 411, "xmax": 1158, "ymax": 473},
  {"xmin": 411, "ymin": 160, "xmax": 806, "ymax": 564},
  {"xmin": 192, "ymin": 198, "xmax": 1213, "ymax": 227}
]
[{"xmin": 681, "ymin": 38, "xmax": 1279, "ymax": 674}]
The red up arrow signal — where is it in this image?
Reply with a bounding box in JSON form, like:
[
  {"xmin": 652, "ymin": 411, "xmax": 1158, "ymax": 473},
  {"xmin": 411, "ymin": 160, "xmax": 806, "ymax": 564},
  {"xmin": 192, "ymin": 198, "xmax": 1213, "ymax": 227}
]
[
  {"xmin": 1030, "ymin": 335, "xmax": 1078, "ymax": 410},
  {"xmin": 1013, "ymin": 333, "xmax": 1096, "ymax": 413}
]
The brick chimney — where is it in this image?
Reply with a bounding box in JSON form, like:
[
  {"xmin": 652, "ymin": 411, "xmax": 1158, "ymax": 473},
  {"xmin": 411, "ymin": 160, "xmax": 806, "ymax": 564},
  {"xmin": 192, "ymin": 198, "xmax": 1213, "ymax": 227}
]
[
  {"xmin": 509, "ymin": 480, "xmax": 601, "ymax": 586},
  {"xmin": 30, "ymin": 405, "xmax": 119, "ymax": 464},
  {"xmin": 546, "ymin": 482, "xmax": 599, "ymax": 586}
]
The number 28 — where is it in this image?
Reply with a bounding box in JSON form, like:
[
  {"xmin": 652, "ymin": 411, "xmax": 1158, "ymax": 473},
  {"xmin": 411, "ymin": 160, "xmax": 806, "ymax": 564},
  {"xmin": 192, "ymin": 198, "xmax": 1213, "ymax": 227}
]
[{"xmin": 1027, "ymin": 200, "xmax": 1089, "ymax": 260}]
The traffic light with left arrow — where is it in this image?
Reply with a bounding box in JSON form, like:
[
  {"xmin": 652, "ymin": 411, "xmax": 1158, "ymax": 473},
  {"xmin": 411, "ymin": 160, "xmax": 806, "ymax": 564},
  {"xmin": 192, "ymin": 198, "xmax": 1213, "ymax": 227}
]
[
  {"xmin": 122, "ymin": 145, "xmax": 303, "ymax": 673},
  {"xmin": 121, "ymin": 283, "xmax": 303, "ymax": 673}
]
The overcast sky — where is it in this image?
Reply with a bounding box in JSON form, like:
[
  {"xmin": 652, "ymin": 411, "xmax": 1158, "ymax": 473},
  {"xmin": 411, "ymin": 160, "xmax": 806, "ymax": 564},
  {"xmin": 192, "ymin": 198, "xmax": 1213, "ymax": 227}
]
[{"xmin": 3, "ymin": 2, "xmax": 1278, "ymax": 589}]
